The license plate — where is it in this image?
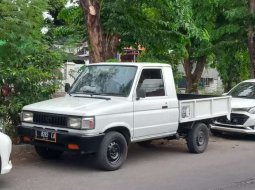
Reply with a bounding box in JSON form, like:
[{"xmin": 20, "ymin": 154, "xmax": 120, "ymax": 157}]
[{"xmin": 35, "ymin": 130, "xmax": 57, "ymax": 143}]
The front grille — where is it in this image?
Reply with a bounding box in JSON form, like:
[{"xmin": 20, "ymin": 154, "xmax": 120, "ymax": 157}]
[
  {"xmin": 217, "ymin": 113, "xmax": 249, "ymax": 125},
  {"xmin": 33, "ymin": 112, "xmax": 67, "ymax": 127}
]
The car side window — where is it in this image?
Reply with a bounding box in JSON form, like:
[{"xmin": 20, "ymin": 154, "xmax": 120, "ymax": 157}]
[{"xmin": 137, "ymin": 69, "xmax": 165, "ymax": 97}]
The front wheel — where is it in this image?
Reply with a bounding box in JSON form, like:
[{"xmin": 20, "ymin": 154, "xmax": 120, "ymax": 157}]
[
  {"xmin": 96, "ymin": 132, "xmax": 128, "ymax": 171},
  {"xmin": 35, "ymin": 146, "xmax": 63, "ymax": 160},
  {"xmin": 186, "ymin": 123, "xmax": 209, "ymax": 153}
]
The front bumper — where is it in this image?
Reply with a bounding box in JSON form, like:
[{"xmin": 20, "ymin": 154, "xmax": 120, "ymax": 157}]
[
  {"xmin": 1, "ymin": 160, "xmax": 12, "ymax": 175},
  {"xmin": 210, "ymin": 123, "xmax": 255, "ymax": 134},
  {"xmin": 210, "ymin": 112, "xmax": 255, "ymax": 134},
  {"xmin": 0, "ymin": 132, "xmax": 12, "ymax": 175},
  {"xmin": 17, "ymin": 125, "xmax": 104, "ymax": 153}
]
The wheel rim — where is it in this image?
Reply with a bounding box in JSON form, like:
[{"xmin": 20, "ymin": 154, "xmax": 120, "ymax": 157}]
[
  {"xmin": 107, "ymin": 141, "xmax": 121, "ymax": 163},
  {"xmin": 197, "ymin": 130, "xmax": 205, "ymax": 146}
]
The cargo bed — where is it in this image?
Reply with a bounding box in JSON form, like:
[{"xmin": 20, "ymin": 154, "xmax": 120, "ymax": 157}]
[{"xmin": 177, "ymin": 94, "xmax": 231, "ymax": 123}]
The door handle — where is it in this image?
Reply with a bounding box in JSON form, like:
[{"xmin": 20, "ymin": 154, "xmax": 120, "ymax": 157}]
[{"xmin": 162, "ymin": 106, "xmax": 168, "ymax": 109}]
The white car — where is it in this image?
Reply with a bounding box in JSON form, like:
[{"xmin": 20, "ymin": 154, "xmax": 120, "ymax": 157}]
[
  {"xmin": 0, "ymin": 132, "xmax": 12, "ymax": 174},
  {"xmin": 211, "ymin": 79, "xmax": 255, "ymax": 134}
]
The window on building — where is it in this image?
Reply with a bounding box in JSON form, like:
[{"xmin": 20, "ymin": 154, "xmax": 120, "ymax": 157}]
[{"xmin": 201, "ymin": 78, "xmax": 213, "ymax": 87}]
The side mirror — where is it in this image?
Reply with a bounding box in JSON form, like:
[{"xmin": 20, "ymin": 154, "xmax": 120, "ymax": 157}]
[
  {"xmin": 136, "ymin": 89, "xmax": 146, "ymax": 99},
  {"xmin": 65, "ymin": 83, "xmax": 71, "ymax": 93}
]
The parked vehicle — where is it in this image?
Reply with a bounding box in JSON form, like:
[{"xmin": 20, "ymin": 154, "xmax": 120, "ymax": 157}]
[
  {"xmin": 211, "ymin": 79, "xmax": 255, "ymax": 135},
  {"xmin": 17, "ymin": 63, "xmax": 231, "ymax": 170},
  {"xmin": 0, "ymin": 131, "xmax": 12, "ymax": 174}
]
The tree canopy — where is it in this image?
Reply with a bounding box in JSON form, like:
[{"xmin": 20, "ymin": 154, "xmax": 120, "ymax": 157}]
[{"xmin": 1, "ymin": 0, "xmax": 255, "ymax": 135}]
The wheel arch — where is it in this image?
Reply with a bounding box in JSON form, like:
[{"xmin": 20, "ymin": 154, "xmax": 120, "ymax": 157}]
[
  {"xmin": 104, "ymin": 126, "xmax": 131, "ymax": 143},
  {"xmin": 178, "ymin": 119, "xmax": 212, "ymax": 134}
]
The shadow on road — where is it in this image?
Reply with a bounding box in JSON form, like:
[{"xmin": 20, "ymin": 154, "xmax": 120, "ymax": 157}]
[
  {"xmin": 12, "ymin": 139, "xmax": 191, "ymax": 171},
  {"xmin": 212, "ymin": 133, "xmax": 255, "ymax": 141}
]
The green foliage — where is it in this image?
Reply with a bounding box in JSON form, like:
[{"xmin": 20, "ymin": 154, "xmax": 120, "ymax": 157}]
[
  {"xmin": 45, "ymin": 1, "xmax": 86, "ymax": 48},
  {"xmin": 214, "ymin": 47, "xmax": 250, "ymax": 92},
  {"xmin": 99, "ymin": 0, "xmax": 194, "ymax": 54},
  {"xmin": 212, "ymin": 0, "xmax": 251, "ymax": 91},
  {"xmin": 0, "ymin": 0, "xmax": 63, "ymax": 136}
]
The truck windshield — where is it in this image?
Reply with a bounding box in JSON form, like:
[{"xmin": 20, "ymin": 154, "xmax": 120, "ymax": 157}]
[
  {"xmin": 70, "ymin": 65, "xmax": 137, "ymax": 97},
  {"xmin": 228, "ymin": 82, "xmax": 255, "ymax": 99}
]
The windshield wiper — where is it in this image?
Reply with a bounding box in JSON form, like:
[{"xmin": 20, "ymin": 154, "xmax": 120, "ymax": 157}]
[
  {"xmin": 71, "ymin": 90, "xmax": 111, "ymax": 100},
  {"xmin": 98, "ymin": 92, "xmax": 124, "ymax": 97},
  {"xmin": 72, "ymin": 90, "xmax": 101, "ymax": 96},
  {"xmin": 73, "ymin": 95, "xmax": 110, "ymax": 100},
  {"xmin": 234, "ymin": 95, "xmax": 250, "ymax": 98},
  {"xmin": 84, "ymin": 91, "xmax": 103, "ymax": 96}
]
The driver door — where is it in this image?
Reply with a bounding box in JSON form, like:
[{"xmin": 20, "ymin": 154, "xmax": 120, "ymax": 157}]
[{"xmin": 133, "ymin": 68, "xmax": 172, "ymax": 138}]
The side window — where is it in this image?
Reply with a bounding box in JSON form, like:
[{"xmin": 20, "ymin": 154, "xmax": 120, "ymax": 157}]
[{"xmin": 137, "ymin": 69, "xmax": 165, "ymax": 97}]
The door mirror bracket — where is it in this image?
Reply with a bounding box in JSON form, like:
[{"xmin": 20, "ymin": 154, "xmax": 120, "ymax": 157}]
[{"xmin": 136, "ymin": 89, "xmax": 146, "ymax": 100}]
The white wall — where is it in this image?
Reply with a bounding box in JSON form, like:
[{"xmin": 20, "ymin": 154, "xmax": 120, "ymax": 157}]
[{"xmin": 58, "ymin": 61, "xmax": 88, "ymax": 92}]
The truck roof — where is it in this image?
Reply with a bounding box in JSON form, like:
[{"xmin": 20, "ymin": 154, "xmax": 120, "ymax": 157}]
[{"xmin": 89, "ymin": 62, "xmax": 172, "ymax": 68}]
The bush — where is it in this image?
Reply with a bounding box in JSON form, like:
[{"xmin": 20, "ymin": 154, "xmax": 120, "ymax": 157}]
[
  {"xmin": 0, "ymin": 50, "xmax": 62, "ymax": 137},
  {"xmin": 0, "ymin": 0, "xmax": 63, "ymax": 138}
]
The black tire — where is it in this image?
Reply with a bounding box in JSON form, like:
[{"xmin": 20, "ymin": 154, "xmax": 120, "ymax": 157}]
[
  {"xmin": 187, "ymin": 123, "xmax": 209, "ymax": 153},
  {"xmin": 210, "ymin": 129, "xmax": 222, "ymax": 136},
  {"xmin": 35, "ymin": 146, "xmax": 63, "ymax": 160},
  {"xmin": 96, "ymin": 132, "xmax": 128, "ymax": 171},
  {"xmin": 137, "ymin": 140, "xmax": 152, "ymax": 147}
]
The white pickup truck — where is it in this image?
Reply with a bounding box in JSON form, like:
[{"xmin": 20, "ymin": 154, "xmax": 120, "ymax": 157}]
[{"xmin": 17, "ymin": 63, "xmax": 231, "ymax": 170}]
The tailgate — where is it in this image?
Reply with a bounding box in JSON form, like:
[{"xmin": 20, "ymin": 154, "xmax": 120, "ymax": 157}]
[{"xmin": 179, "ymin": 96, "xmax": 231, "ymax": 123}]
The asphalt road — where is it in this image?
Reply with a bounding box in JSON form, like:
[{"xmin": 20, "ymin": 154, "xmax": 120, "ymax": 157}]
[{"xmin": 1, "ymin": 134, "xmax": 255, "ymax": 190}]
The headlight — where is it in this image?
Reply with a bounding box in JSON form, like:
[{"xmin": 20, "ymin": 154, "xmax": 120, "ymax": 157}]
[
  {"xmin": 67, "ymin": 117, "xmax": 95, "ymax": 130},
  {"xmin": 68, "ymin": 117, "xmax": 82, "ymax": 129},
  {"xmin": 22, "ymin": 111, "xmax": 33, "ymax": 122},
  {"xmin": 248, "ymin": 107, "xmax": 255, "ymax": 114}
]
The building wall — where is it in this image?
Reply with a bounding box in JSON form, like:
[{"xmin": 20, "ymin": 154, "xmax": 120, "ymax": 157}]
[
  {"xmin": 177, "ymin": 64, "xmax": 224, "ymax": 94},
  {"xmin": 58, "ymin": 61, "xmax": 88, "ymax": 92}
]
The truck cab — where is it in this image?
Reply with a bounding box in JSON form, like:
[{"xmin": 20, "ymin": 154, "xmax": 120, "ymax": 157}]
[{"xmin": 18, "ymin": 63, "xmax": 231, "ymax": 170}]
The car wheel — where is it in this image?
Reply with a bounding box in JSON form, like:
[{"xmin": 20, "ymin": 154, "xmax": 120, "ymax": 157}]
[
  {"xmin": 187, "ymin": 123, "xmax": 209, "ymax": 153},
  {"xmin": 96, "ymin": 131, "xmax": 128, "ymax": 171}
]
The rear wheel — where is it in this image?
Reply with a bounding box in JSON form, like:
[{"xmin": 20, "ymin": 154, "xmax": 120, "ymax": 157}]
[
  {"xmin": 35, "ymin": 146, "xmax": 63, "ymax": 160},
  {"xmin": 187, "ymin": 123, "xmax": 209, "ymax": 153},
  {"xmin": 96, "ymin": 132, "xmax": 128, "ymax": 171}
]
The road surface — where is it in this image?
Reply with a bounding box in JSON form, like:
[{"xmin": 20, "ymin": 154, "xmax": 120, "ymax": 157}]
[{"xmin": 1, "ymin": 134, "xmax": 255, "ymax": 190}]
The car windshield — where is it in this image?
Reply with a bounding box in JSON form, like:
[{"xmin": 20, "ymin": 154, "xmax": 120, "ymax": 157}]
[
  {"xmin": 70, "ymin": 65, "xmax": 137, "ymax": 97},
  {"xmin": 228, "ymin": 82, "xmax": 255, "ymax": 99}
]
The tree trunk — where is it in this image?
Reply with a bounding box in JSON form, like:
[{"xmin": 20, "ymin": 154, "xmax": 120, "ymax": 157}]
[
  {"xmin": 248, "ymin": 0, "xmax": 255, "ymax": 78},
  {"xmin": 224, "ymin": 81, "xmax": 232, "ymax": 92},
  {"xmin": 79, "ymin": 0, "xmax": 119, "ymax": 63},
  {"xmin": 183, "ymin": 56, "xmax": 206, "ymax": 93}
]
